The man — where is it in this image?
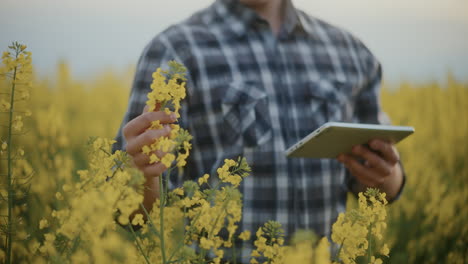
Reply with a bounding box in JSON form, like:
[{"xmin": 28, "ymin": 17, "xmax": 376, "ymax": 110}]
[{"xmin": 114, "ymin": 0, "xmax": 404, "ymax": 260}]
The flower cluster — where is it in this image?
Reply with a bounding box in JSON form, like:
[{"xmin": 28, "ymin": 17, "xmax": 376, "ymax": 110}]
[
  {"xmin": 0, "ymin": 43, "xmax": 33, "ymax": 85},
  {"xmin": 216, "ymin": 158, "xmax": 250, "ymax": 187},
  {"xmin": 143, "ymin": 61, "xmax": 191, "ymax": 169},
  {"xmin": 250, "ymin": 221, "xmax": 286, "ymax": 264},
  {"xmin": 282, "ymin": 230, "xmax": 331, "ymax": 264},
  {"xmin": 331, "ymin": 188, "xmax": 389, "ymax": 264},
  {"xmin": 0, "ymin": 42, "xmax": 34, "ymax": 264},
  {"xmin": 0, "ymin": 42, "xmax": 32, "ymax": 133},
  {"xmin": 147, "ymin": 61, "xmax": 187, "ymax": 118},
  {"xmin": 36, "ymin": 138, "xmax": 143, "ymax": 263},
  {"xmin": 131, "ymin": 157, "xmax": 252, "ymax": 264}
]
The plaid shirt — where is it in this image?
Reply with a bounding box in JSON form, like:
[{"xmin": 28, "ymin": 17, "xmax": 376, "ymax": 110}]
[{"xmin": 114, "ymin": 0, "xmax": 394, "ymax": 260}]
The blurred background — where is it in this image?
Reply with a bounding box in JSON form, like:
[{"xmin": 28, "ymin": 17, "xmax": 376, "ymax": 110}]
[
  {"xmin": 1, "ymin": 0, "xmax": 467, "ymax": 82},
  {"xmin": 0, "ymin": 1, "xmax": 467, "ymax": 263}
]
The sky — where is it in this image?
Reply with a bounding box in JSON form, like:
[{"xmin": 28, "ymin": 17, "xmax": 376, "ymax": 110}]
[{"xmin": 1, "ymin": 0, "xmax": 467, "ymax": 82}]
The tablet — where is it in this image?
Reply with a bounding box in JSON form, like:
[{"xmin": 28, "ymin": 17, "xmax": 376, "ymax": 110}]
[{"xmin": 285, "ymin": 122, "xmax": 414, "ymax": 158}]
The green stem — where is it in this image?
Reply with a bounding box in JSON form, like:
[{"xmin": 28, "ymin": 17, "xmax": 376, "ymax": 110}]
[
  {"xmin": 164, "ymin": 169, "xmax": 169, "ymax": 200},
  {"xmin": 159, "ymin": 167, "xmax": 173, "ymax": 264},
  {"xmin": 129, "ymin": 224, "xmax": 152, "ymax": 264},
  {"xmin": 182, "ymin": 204, "xmax": 204, "ymax": 242},
  {"xmin": 367, "ymin": 223, "xmax": 373, "ymax": 264},
  {"xmin": 6, "ymin": 51, "xmax": 18, "ymax": 264},
  {"xmin": 139, "ymin": 203, "xmax": 162, "ymax": 239},
  {"xmin": 332, "ymin": 238, "xmax": 345, "ymax": 263},
  {"xmin": 66, "ymin": 236, "xmax": 81, "ymax": 258},
  {"xmin": 167, "ymin": 237, "xmax": 186, "ymax": 263}
]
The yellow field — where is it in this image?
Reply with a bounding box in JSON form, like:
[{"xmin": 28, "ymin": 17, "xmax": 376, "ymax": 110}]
[
  {"xmin": 381, "ymin": 78, "xmax": 467, "ymax": 264},
  {"xmin": 1, "ymin": 51, "xmax": 467, "ymax": 263}
]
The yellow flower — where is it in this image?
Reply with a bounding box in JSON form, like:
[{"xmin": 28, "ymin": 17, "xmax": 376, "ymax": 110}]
[
  {"xmin": 140, "ymin": 61, "xmax": 193, "ymax": 183},
  {"xmin": 332, "ymin": 188, "xmax": 388, "ymax": 263},
  {"xmin": 0, "ymin": 99, "xmax": 10, "ymax": 111},
  {"xmin": 150, "ymin": 120, "xmax": 163, "ymax": 130},
  {"xmin": 198, "ymin": 174, "xmax": 210, "ymax": 185},
  {"xmin": 239, "ymin": 230, "xmax": 251, "ymax": 241},
  {"xmin": 156, "ymin": 138, "xmax": 175, "ymax": 153},
  {"xmin": 200, "ymin": 237, "xmax": 214, "ymax": 250},
  {"xmin": 149, "ymin": 153, "xmax": 159, "ymax": 164},
  {"xmin": 30, "ymin": 241, "xmax": 41, "ymax": 253},
  {"xmin": 314, "ymin": 237, "xmax": 331, "ymax": 264},
  {"xmin": 19, "ymin": 89, "xmax": 30, "ymax": 100},
  {"xmin": 12, "ymin": 115, "xmax": 23, "ymax": 131},
  {"xmin": 251, "ymin": 221, "xmax": 285, "ymax": 262},
  {"xmin": 55, "ymin": 192, "xmax": 64, "ymax": 201},
  {"xmin": 161, "ymin": 153, "xmax": 175, "ymax": 168},
  {"xmin": 250, "ymin": 259, "xmax": 259, "ymax": 264},
  {"xmin": 380, "ymin": 244, "xmax": 390, "ymax": 256},
  {"xmin": 173, "ymin": 188, "xmax": 184, "ymax": 196},
  {"xmin": 131, "ymin": 214, "xmax": 145, "ymax": 226},
  {"xmin": 39, "ymin": 219, "xmax": 49, "ymax": 229},
  {"xmin": 142, "ymin": 145, "xmax": 151, "ymax": 155},
  {"xmin": 371, "ymin": 256, "xmax": 383, "ymax": 264},
  {"xmin": 62, "ymin": 184, "xmax": 72, "ymax": 192},
  {"xmin": 176, "ymin": 153, "xmax": 188, "ymax": 167}
]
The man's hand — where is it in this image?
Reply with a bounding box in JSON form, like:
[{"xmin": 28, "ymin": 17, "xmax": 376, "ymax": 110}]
[
  {"xmin": 123, "ymin": 107, "xmax": 176, "ymax": 178},
  {"xmin": 337, "ymin": 139, "xmax": 404, "ymax": 200},
  {"xmin": 123, "ymin": 106, "xmax": 177, "ymax": 216}
]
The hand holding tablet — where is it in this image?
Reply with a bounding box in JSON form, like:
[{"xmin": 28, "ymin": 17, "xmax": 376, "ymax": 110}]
[{"xmin": 285, "ymin": 122, "xmax": 414, "ymax": 159}]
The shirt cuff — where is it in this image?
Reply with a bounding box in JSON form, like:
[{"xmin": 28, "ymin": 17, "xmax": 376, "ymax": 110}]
[{"xmin": 386, "ymin": 160, "xmax": 406, "ymax": 203}]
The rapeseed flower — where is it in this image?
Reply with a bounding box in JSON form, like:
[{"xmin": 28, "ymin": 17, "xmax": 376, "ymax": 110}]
[
  {"xmin": 39, "ymin": 219, "xmax": 49, "ymax": 229},
  {"xmin": 143, "ymin": 61, "xmax": 193, "ymax": 179},
  {"xmin": 332, "ymin": 188, "xmax": 389, "ymax": 264},
  {"xmin": 0, "ymin": 42, "xmax": 33, "ymax": 264}
]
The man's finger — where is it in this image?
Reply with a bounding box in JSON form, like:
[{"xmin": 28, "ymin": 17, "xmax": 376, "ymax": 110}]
[
  {"xmin": 132, "ymin": 150, "xmax": 167, "ymax": 168},
  {"xmin": 369, "ymin": 139, "xmax": 399, "ymax": 165},
  {"xmin": 126, "ymin": 126, "xmax": 171, "ymax": 155},
  {"xmin": 351, "ymin": 145, "xmax": 392, "ymax": 176},
  {"xmin": 142, "ymin": 162, "xmax": 167, "ymax": 177},
  {"xmin": 142, "ymin": 102, "xmax": 162, "ymax": 113},
  {"xmin": 338, "ymin": 154, "xmax": 386, "ymax": 188},
  {"xmin": 123, "ymin": 111, "xmax": 176, "ymax": 139},
  {"xmin": 132, "ymin": 152, "xmax": 149, "ymax": 168}
]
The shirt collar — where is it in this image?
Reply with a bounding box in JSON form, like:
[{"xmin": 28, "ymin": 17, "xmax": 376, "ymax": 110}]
[{"xmin": 213, "ymin": 0, "xmax": 306, "ymax": 37}]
